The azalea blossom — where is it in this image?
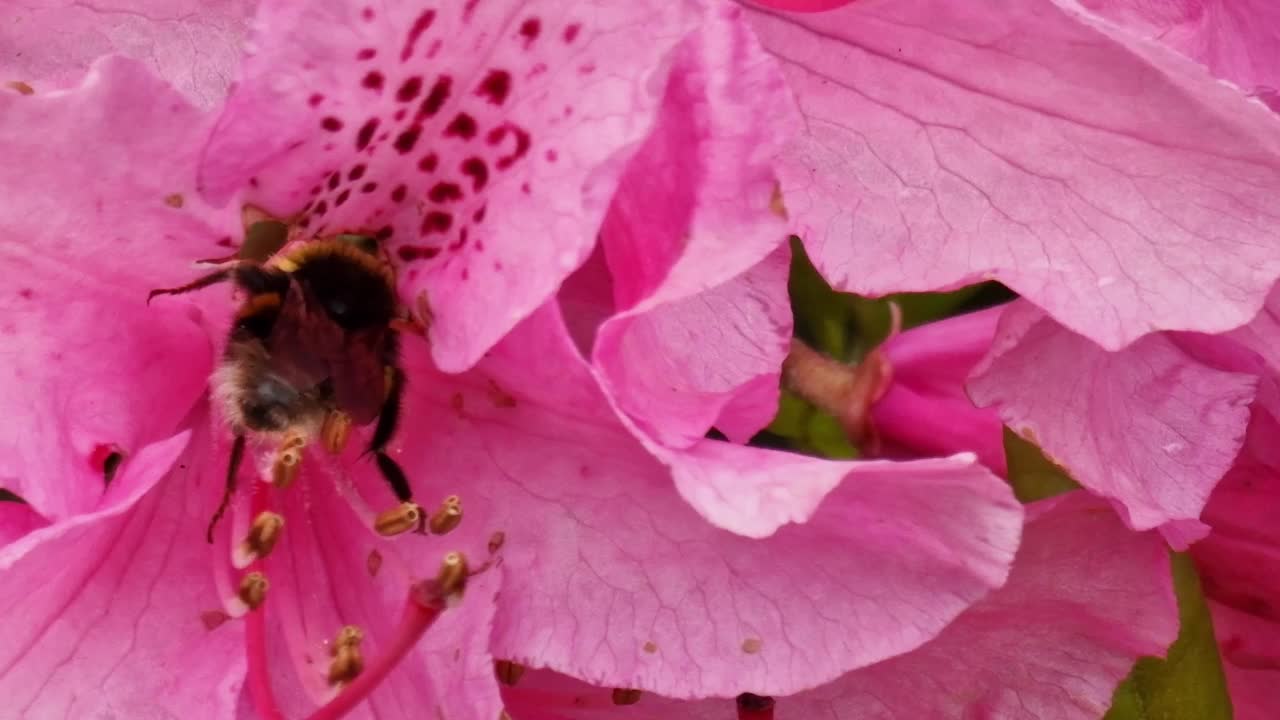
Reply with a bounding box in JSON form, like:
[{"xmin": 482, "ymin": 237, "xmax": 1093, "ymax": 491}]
[
  {"xmin": 744, "ymin": 0, "xmax": 1280, "ymax": 549},
  {"xmin": 805, "ymin": 296, "xmax": 1280, "ymax": 719},
  {"xmin": 0, "ymin": 1, "xmax": 1033, "ymax": 719}
]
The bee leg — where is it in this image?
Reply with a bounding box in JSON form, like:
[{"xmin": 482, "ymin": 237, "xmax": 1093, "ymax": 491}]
[
  {"xmin": 206, "ymin": 434, "xmax": 246, "ymax": 543},
  {"xmin": 367, "ymin": 368, "xmax": 425, "ymax": 536},
  {"xmin": 147, "ymin": 267, "xmax": 233, "ymax": 304}
]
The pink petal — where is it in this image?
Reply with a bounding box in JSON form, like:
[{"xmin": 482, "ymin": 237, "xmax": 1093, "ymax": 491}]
[
  {"xmin": 0, "ymin": 429, "xmax": 248, "ymax": 719},
  {"xmin": 597, "ymin": 249, "xmax": 792, "ymax": 450},
  {"xmin": 789, "ymin": 493, "xmax": 1175, "ymax": 720},
  {"xmin": 0, "ymin": 57, "xmax": 239, "ymax": 520},
  {"xmin": 1079, "ymin": 0, "xmax": 1280, "ymax": 110},
  {"xmin": 1209, "ymin": 602, "xmax": 1280, "ymax": 720},
  {"xmin": 592, "ymin": 6, "xmax": 796, "ymax": 448},
  {"xmin": 969, "ymin": 301, "xmax": 1256, "ymax": 540},
  {"xmin": 378, "ymin": 303, "xmax": 1021, "ymax": 698},
  {"xmin": 747, "ymin": 0, "xmax": 1280, "ymax": 350},
  {"xmin": 0, "ymin": 501, "xmax": 48, "ymax": 548},
  {"xmin": 0, "ymin": 0, "xmax": 251, "ymax": 107},
  {"xmin": 1190, "ymin": 402, "xmax": 1280, "ymax": 720},
  {"xmin": 872, "ymin": 306, "xmax": 1008, "ymax": 474},
  {"xmin": 502, "ymin": 493, "xmax": 1176, "ymax": 720},
  {"xmin": 198, "ymin": 0, "xmax": 711, "ymax": 372},
  {"xmin": 255, "ymin": 458, "xmax": 503, "ymax": 720},
  {"xmin": 1227, "ymin": 283, "xmax": 1280, "ymax": 375}
]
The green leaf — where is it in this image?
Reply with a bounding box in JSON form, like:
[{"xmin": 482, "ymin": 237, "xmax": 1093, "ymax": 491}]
[
  {"xmin": 788, "ymin": 236, "xmax": 858, "ymax": 359},
  {"xmin": 1103, "ymin": 553, "xmax": 1233, "ymax": 720},
  {"xmin": 762, "ymin": 390, "xmax": 859, "ymax": 459},
  {"xmin": 1002, "ymin": 427, "xmax": 1080, "ymax": 502}
]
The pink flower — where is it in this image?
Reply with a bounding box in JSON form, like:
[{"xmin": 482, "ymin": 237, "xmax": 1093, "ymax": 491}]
[
  {"xmin": 744, "ymin": 0, "xmax": 1280, "ymax": 550},
  {"xmin": 0, "ymin": 2, "xmax": 1026, "ymax": 718},
  {"xmin": 745, "ymin": 0, "xmax": 1280, "ymax": 352},
  {"xmin": 969, "ymin": 301, "xmax": 1260, "ymax": 546},
  {"xmin": 845, "ymin": 297, "xmax": 1280, "ymax": 718}
]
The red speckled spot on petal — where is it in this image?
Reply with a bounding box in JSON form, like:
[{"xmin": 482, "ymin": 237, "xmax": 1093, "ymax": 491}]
[
  {"xmin": 355, "ymin": 117, "xmax": 379, "ymax": 150},
  {"xmin": 519, "ymin": 17, "xmax": 541, "ymax": 49},
  {"xmin": 460, "ymin": 157, "xmax": 488, "ymax": 190},
  {"xmin": 394, "ymin": 125, "xmax": 424, "ymax": 154},
  {"xmin": 444, "ymin": 113, "xmax": 477, "ymax": 140},
  {"xmin": 402, "ymin": 9, "xmax": 437, "ymax": 62},
  {"xmin": 397, "ymin": 76, "xmax": 424, "ymax": 103},
  {"xmin": 419, "ymin": 75, "xmax": 452, "ymax": 117},
  {"xmin": 476, "ymin": 70, "xmax": 511, "ymax": 105},
  {"xmin": 428, "ymin": 181, "xmax": 463, "ymax": 203}
]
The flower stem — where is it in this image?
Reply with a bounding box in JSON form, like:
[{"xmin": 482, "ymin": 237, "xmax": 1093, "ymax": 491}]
[
  {"xmin": 303, "ymin": 585, "xmax": 446, "ymax": 720},
  {"xmin": 782, "ymin": 339, "xmax": 892, "ymax": 445}
]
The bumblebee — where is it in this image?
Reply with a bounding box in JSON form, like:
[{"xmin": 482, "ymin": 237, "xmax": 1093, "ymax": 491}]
[{"xmin": 150, "ymin": 228, "xmax": 422, "ymax": 541}]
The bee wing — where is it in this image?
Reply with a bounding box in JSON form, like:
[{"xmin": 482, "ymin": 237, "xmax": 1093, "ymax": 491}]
[
  {"xmin": 328, "ymin": 328, "xmax": 389, "ymax": 426},
  {"xmin": 266, "ymin": 279, "xmax": 340, "ymax": 389}
]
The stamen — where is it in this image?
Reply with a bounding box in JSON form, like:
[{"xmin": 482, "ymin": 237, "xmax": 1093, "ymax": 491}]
[
  {"xmin": 493, "ymin": 660, "xmax": 525, "ymax": 686},
  {"xmin": 244, "ymin": 482, "xmax": 286, "ymax": 720},
  {"xmin": 272, "ymin": 446, "xmax": 302, "ymax": 488},
  {"xmin": 487, "ymin": 531, "xmax": 506, "ymax": 554},
  {"xmin": 321, "ymin": 411, "xmax": 353, "ymax": 455},
  {"xmin": 234, "ymin": 511, "xmax": 285, "ymax": 568},
  {"xmin": 304, "ymin": 554, "xmax": 464, "ymax": 720},
  {"xmin": 237, "ymin": 571, "xmax": 269, "ymax": 611},
  {"xmin": 737, "ymin": 693, "xmax": 776, "ymax": 720},
  {"xmin": 327, "ymin": 625, "xmax": 366, "ymax": 688},
  {"xmin": 434, "ymin": 551, "xmax": 468, "ymax": 601},
  {"xmin": 374, "ymin": 502, "xmax": 423, "ymax": 536},
  {"xmin": 428, "ymin": 495, "xmax": 462, "ymax": 535},
  {"xmin": 612, "ymin": 688, "xmax": 643, "ymax": 706}
]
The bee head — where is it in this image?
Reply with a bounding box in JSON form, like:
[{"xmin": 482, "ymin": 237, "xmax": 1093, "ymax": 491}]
[{"xmin": 241, "ymin": 374, "xmax": 302, "ymax": 431}]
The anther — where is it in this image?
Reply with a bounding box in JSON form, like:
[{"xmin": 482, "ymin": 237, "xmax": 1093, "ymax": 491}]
[
  {"xmin": 493, "ymin": 660, "xmax": 525, "ymax": 686},
  {"xmin": 436, "ymin": 551, "xmax": 468, "ymax": 599},
  {"xmin": 333, "ymin": 625, "xmax": 364, "ymax": 652},
  {"xmin": 272, "ymin": 446, "xmax": 302, "ymax": 488},
  {"xmin": 428, "ymin": 496, "xmax": 463, "ymax": 535},
  {"xmin": 327, "ymin": 625, "xmax": 365, "ymax": 687},
  {"xmin": 321, "ymin": 411, "xmax": 353, "ymax": 455},
  {"xmin": 238, "ymin": 572, "xmax": 269, "ymax": 611},
  {"xmin": 488, "ymin": 531, "xmax": 506, "ymax": 554},
  {"xmin": 374, "ymin": 502, "xmax": 423, "ymax": 536},
  {"xmin": 236, "ymin": 511, "xmax": 285, "ymax": 568},
  {"xmin": 612, "ymin": 688, "xmax": 643, "ymax": 706}
]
